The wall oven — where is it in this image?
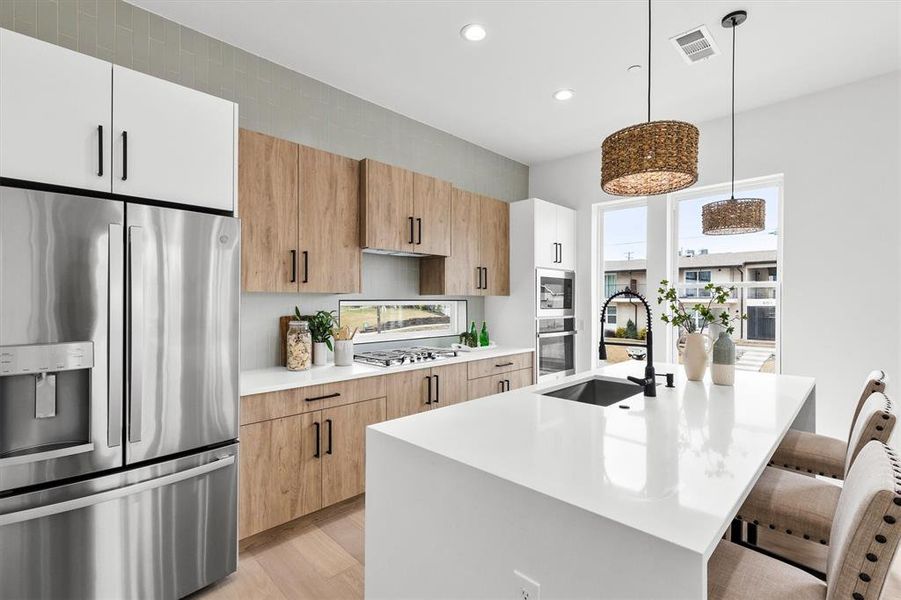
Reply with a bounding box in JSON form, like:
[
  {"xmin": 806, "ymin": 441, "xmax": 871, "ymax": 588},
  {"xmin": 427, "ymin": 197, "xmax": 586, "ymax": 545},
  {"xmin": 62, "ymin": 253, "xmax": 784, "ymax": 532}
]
[
  {"xmin": 537, "ymin": 268, "xmax": 574, "ymax": 317},
  {"xmin": 537, "ymin": 317, "xmax": 576, "ymax": 382}
]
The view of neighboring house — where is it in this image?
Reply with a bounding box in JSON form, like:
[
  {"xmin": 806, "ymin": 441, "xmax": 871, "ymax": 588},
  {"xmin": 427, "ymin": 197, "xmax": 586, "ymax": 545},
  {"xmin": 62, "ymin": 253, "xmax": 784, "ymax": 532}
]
[{"xmin": 603, "ymin": 249, "xmax": 778, "ymax": 371}]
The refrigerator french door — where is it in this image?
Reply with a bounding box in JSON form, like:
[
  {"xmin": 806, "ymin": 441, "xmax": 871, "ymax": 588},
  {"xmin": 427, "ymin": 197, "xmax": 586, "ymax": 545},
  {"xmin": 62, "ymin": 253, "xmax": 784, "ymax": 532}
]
[
  {"xmin": 0, "ymin": 185, "xmax": 240, "ymax": 598},
  {"xmin": 125, "ymin": 203, "xmax": 239, "ymax": 464}
]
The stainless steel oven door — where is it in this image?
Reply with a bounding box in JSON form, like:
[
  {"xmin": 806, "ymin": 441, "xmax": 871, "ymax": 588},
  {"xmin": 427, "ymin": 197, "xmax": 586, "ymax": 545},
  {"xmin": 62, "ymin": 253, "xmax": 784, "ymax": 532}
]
[
  {"xmin": 537, "ymin": 328, "xmax": 576, "ymax": 382},
  {"xmin": 536, "ymin": 269, "xmax": 574, "ymax": 317}
]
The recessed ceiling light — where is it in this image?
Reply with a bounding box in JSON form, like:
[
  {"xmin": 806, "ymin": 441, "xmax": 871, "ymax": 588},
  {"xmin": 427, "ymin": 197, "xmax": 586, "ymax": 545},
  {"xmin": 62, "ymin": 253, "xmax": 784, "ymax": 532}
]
[
  {"xmin": 460, "ymin": 23, "xmax": 487, "ymax": 42},
  {"xmin": 627, "ymin": 64, "xmax": 643, "ymax": 73},
  {"xmin": 553, "ymin": 88, "xmax": 575, "ymax": 101}
]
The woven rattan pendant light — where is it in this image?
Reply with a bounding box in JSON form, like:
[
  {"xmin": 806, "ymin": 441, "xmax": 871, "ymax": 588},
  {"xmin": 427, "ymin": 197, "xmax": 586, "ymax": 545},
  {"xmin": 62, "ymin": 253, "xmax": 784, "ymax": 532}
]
[
  {"xmin": 701, "ymin": 10, "xmax": 765, "ymax": 235},
  {"xmin": 601, "ymin": 0, "xmax": 699, "ymax": 197}
]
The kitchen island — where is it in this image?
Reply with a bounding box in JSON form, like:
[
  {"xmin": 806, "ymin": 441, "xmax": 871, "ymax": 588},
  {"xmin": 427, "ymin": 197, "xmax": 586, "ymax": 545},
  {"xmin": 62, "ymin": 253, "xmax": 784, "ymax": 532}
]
[{"xmin": 365, "ymin": 361, "xmax": 815, "ymax": 599}]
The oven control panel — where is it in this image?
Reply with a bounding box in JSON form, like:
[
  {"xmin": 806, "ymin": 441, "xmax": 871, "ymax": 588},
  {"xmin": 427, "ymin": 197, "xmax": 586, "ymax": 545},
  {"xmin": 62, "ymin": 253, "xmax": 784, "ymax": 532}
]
[{"xmin": 0, "ymin": 341, "xmax": 94, "ymax": 375}]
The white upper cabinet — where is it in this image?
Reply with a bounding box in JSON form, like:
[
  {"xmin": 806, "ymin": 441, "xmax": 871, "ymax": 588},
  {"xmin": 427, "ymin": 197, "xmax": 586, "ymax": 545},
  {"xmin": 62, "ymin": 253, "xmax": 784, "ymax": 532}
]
[
  {"xmin": 534, "ymin": 199, "xmax": 559, "ymax": 269},
  {"xmin": 112, "ymin": 66, "xmax": 236, "ymax": 212},
  {"xmin": 555, "ymin": 204, "xmax": 576, "ymax": 271},
  {"xmin": 0, "ymin": 28, "xmax": 112, "ymax": 192},
  {"xmin": 534, "ymin": 199, "xmax": 576, "ymax": 271},
  {"xmin": 0, "ymin": 29, "xmax": 236, "ymax": 212}
]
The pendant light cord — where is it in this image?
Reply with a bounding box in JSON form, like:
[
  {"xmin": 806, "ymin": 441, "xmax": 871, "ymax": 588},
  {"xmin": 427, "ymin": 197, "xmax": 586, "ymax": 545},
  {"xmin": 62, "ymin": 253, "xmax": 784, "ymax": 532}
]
[
  {"xmin": 731, "ymin": 17, "xmax": 736, "ymax": 199},
  {"xmin": 647, "ymin": 0, "xmax": 652, "ymax": 122}
]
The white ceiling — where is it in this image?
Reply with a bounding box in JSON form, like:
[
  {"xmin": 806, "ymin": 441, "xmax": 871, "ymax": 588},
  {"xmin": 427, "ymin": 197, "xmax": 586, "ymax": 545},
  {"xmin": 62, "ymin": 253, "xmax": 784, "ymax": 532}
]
[{"xmin": 130, "ymin": 1, "xmax": 900, "ymax": 165}]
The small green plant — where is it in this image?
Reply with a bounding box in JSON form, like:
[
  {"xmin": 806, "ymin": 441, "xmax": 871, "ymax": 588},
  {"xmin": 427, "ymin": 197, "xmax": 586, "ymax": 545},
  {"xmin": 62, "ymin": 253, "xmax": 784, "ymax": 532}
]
[
  {"xmin": 296, "ymin": 308, "xmax": 338, "ymax": 350},
  {"xmin": 638, "ymin": 327, "xmax": 647, "ymax": 341},
  {"xmin": 656, "ymin": 280, "xmax": 747, "ymax": 335},
  {"xmin": 614, "ymin": 326, "xmax": 627, "ymax": 338},
  {"xmin": 625, "ymin": 319, "xmax": 638, "ymax": 339},
  {"xmin": 459, "ymin": 331, "xmax": 478, "ymax": 348}
]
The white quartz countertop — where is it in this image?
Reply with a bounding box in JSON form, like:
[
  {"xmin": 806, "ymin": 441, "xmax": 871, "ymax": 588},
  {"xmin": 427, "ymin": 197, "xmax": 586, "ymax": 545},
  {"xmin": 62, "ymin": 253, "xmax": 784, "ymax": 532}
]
[
  {"xmin": 369, "ymin": 361, "xmax": 815, "ymax": 557},
  {"xmin": 240, "ymin": 346, "xmax": 535, "ymax": 396}
]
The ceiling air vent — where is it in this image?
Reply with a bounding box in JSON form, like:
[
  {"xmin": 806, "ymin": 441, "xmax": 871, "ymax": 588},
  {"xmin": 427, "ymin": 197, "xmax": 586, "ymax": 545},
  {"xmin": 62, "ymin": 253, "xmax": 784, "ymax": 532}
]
[{"xmin": 670, "ymin": 25, "xmax": 720, "ymax": 64}]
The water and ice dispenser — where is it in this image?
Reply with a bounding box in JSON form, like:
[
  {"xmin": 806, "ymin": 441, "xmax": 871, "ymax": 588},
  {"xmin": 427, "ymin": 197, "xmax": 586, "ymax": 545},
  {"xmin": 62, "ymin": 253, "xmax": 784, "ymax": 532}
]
[{"xmin": 0, "ymin": 342, "xmax": 94, "ymax": 463}]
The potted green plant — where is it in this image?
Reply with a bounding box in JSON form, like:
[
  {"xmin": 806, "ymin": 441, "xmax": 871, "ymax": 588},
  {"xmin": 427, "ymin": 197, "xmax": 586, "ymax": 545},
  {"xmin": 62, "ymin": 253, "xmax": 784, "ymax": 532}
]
[
  {"xmin": 295, "ymin": 308, "xmax": 337, "ymax": 366},
  {"xmin": 657, "ymin": 280, "xmax": 746, "ymax": 382}
]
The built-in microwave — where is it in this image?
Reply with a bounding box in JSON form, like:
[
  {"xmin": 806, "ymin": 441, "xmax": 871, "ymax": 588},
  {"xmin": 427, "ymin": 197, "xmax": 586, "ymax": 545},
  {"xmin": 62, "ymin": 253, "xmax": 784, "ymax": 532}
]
[
  {"xmin": 537, "ymin": 268, "xmax": 574, "ymax": 317},
  {"xmin": 536, "ymin": 317, "xmax": 576, "ymax": 382}
]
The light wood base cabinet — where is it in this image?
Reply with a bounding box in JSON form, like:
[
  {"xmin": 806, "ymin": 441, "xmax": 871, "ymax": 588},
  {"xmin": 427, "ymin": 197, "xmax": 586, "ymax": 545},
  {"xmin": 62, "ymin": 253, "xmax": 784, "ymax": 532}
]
[
  {"xmin": 386, "ymin": 362, "xmax": 468, "ymax": 420},
  {"xmin": 321, "ymin": 397, "xmax": 386, "ymax": 507},
  {"xmin": 467, "ymin": 367, "xmax": 534, "ymax": 401},
  {"xmin": 239, "ymin": 411, "xmax": 321, "ymax": 539}
]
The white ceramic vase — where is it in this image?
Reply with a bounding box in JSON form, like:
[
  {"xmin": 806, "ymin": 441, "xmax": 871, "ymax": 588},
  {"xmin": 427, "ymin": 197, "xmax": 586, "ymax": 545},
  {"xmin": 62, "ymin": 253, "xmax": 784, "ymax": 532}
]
[
  {"xmin": 683, "ymin": 332, "xmax": 710, "ymax": 381},
  {"xmin": 334, "ymin": 340, "xmax": 354, "ymax": 367},
  {"xmin": 313, "ymin": 341, "xmax": 329, "ymax": 366}
]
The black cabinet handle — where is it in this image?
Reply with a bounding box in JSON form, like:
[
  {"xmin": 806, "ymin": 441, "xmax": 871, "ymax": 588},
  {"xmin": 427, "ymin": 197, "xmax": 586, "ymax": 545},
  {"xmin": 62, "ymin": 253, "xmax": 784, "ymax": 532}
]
[
  {"xmin": 498, "ymin": 380, "xmax": 505, "ymax": 393},
  {"xmin": 302, "ymin": 250, "xmax": 309, "ymax": 283},
  {"xmin": 483, "ymin": 267, "xmax": 488, "ymax": 290},
  {"xmin": 325, "ymin": 418, "xmax": 333, "ymax": 455},
  {"xmin": 495, "ymin": 362, "xmax": 514, "ymax": 368},
  {"xmin": 97, "ymin": 125, "xmax": 103, "ymax": 177},
  {"xmin": 313, "ymin": 421, "xmax": 321, "ymax": 458},
  {"xmin": 505, "ymin": 379, "xmax": 511, "ymax": 391},
  {"xmin": 416, "ymin": 218, "xmax": 422, "ymax": 245},
  {"xmin": 552, "ymin": 243, "xmax": 557, "ymax": 263},
  {"xmin": 433, "ymin": 374, "xmax": 439, "ymax": 403},
  {"xmin": 559, "ymin": 242, "xmax": 563, "ymax": 263},
  {"xmin": 475, "ymin": 267, "xmax": 482, "ymax": 290},
  {"xmin": 306, "ymin": 392, "xmax": 341, "ymax": 402},
  {"xmin": 425, "ymin": 375, "xmax": 433, "ymax": 405},
  {"xmin": 120, "ymin": 131, "xmax": 128, "ymax": 181},
  {"xmin": 408, "ymin": 216, "xmax": 415, "ymax": 244},
  {"xmin": 290, "ymin": 250, "xmax": 297, "ymax": 283}
]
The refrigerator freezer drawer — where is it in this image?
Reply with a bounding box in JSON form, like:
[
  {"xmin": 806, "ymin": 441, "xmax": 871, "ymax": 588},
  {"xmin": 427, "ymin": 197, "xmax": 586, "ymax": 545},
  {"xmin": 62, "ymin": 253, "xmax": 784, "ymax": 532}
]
[{"xmin": 0, "ymin": 444, "xmax": 238, "ymax": 599}]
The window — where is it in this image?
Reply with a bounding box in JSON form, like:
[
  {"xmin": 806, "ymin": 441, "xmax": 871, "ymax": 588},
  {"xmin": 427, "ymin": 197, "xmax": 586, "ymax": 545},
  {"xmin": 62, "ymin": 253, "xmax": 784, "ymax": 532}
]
[
  {"xmin": 606, "ymin": 305, "xmax": 617, "ymax": 325},
  {"xmin": 683, "ymin": 270, "xmax": 712, "ymax": 298},
  {"xmin": 338, "ymin": 300, "xmax": 467, "ymax": 344},
  {"xmin": 671, "ymin": 175, "xmax": 782, "ymax": 373},
  {"xmin": 604, "ymin": 273, "xmax": 617, "ymax": 298}
]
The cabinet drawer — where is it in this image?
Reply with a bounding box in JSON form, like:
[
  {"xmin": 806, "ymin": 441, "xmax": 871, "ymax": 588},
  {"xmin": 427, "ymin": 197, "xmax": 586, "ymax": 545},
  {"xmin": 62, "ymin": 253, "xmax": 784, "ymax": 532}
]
[
  {"xmin": 467, "ymin": 352, "xmax": 533, "ymax": 380},
  {"xmin": 467, "ymin": 367, "xmax": 534, "ymax": 401},
  {"xmin": 241, "ymin": 375, "xmax": 386, "ymax": 425}
]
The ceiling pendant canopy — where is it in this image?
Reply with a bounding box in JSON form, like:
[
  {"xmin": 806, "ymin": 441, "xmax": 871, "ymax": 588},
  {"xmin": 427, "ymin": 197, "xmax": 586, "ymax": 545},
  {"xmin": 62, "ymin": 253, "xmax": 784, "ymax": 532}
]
[
  {"xmin": 702, "ymin": 10, "xmax": 765, "ymax": 235},
  {"xmin": 601, "ymin": 0, "xmax": 699, "ymax": 197}
]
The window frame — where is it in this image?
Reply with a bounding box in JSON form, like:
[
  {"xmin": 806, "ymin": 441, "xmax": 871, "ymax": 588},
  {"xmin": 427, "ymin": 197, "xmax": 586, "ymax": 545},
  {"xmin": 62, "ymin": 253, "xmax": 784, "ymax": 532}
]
[
  {"xmin": 337, "ymin": 299, "xmax": 468, "ymax": 345},
  {"xmin": 606, "ymin": 304, "xmax": 618, "ymax": 325}
]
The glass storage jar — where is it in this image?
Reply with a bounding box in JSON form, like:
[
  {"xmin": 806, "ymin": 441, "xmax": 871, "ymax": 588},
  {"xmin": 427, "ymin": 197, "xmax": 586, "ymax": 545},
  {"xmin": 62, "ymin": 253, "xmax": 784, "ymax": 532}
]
[{"xmin": 286, "ymin": 320, "xmax": 312, "ymax": 371}]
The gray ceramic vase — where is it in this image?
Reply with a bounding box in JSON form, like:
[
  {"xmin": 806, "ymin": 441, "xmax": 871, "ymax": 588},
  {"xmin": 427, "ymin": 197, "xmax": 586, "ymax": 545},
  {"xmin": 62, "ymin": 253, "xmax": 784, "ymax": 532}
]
[{"xmin": 711, "ymin": 331, "xmax": 736, "ymax": 386}]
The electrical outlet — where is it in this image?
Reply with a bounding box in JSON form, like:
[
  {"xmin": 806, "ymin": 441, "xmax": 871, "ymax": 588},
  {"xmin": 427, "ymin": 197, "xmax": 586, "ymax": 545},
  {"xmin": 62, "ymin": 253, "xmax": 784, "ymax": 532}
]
[{"xmin": 514, "ymin": 570, "xmax": 540, "ymax": 600}]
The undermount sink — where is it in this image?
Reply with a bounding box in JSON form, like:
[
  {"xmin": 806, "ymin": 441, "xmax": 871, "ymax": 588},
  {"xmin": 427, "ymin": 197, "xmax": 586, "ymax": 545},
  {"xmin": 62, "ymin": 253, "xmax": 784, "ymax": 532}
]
[{"xmin": 542, "ymin": 377, "xmax": 646, "ymax": 407}]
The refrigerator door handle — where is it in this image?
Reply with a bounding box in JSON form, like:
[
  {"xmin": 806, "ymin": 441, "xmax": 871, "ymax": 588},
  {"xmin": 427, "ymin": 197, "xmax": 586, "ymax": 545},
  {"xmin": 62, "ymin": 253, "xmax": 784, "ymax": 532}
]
[
  {"xmin": 0, "ymin": 455, "xmax": 235, "ymax": 527},
  {"xmin": 128, "ymin": 226, "xmax": 144, "ymax": 444},
  {"xmin": 108, "ymin": 223, "xmax": 124, "ymax": 447}
]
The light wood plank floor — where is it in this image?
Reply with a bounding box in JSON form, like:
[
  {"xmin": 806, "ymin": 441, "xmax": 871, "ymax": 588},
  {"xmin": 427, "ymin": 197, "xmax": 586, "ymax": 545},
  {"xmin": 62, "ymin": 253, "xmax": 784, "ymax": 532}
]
[{"xmin": 192, "ymin": 494, "xmax": 901, "ymax": 599}]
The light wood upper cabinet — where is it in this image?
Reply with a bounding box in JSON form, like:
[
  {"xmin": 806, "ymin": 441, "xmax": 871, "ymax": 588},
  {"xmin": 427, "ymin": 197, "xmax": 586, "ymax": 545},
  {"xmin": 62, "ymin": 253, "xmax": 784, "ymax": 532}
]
[
  {"xmin": 360, "ymin": 159, "xmax": 452, "ymax": 255},
  {"xmin": 299, "ymin": 145, "xmax": 361, "ymax": 293},
  {"xmin": 360, "ymin": 159, "xmax": 414, "ymax": 252},
  {"xmin": 239, "ymin": 129, "xmax": 299, "ymax": 293},
  {"xmin": 239, "ymin": 129, "xmax": 362, "ymax": 293},
  {"xmin": 321, "ymin": 397, "xmax": 386, "ymax": 507},
  {"xmin": 413, "ymin": 173, "xmax": 452, "ymax": 256},
  {"xmin": 479, "ymin": 195, "xmax": 510, "ymax": 295},
  {"xmin": 239, "ymin": 411, "xmax": 321, "ymax": 539},
  {"xmin": 420, "ymin": 190, "xmax": 510, "ymax": 296}
]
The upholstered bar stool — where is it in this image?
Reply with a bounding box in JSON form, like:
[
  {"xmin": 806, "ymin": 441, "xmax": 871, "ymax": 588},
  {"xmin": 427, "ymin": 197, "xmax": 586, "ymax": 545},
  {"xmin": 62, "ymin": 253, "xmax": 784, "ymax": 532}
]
[
  {"xmin": 771, "ymin": 370, "xmax": 887, "ymax": 479},
  {"xmin": 709, "ymin": 441, "xmax": 901, "ymax": 600},
  {"xmin": 735, "ymin": 392, "xmax": 896, "ymax": 547}
]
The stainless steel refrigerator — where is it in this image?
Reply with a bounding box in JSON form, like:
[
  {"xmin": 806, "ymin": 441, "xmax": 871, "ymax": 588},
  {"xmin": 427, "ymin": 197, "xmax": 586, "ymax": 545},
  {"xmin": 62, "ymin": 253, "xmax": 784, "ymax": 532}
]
[{"xmin": 0, "ymin": 185, "xmax": 240, "ymax": 598}]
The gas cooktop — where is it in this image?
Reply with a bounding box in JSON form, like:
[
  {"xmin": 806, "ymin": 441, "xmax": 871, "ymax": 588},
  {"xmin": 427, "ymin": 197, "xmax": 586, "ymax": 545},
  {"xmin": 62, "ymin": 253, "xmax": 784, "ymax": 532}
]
[{"xmin": 354, "ymin": 347, "xmax": 458, "ymax": 368}]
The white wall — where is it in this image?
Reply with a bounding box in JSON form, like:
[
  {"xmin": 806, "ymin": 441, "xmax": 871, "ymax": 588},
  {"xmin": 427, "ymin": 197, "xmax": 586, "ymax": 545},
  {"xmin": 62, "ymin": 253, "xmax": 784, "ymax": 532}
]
[{"xmin": 530, "ymin": 71, "xmax": 901, "ymax": 439}]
